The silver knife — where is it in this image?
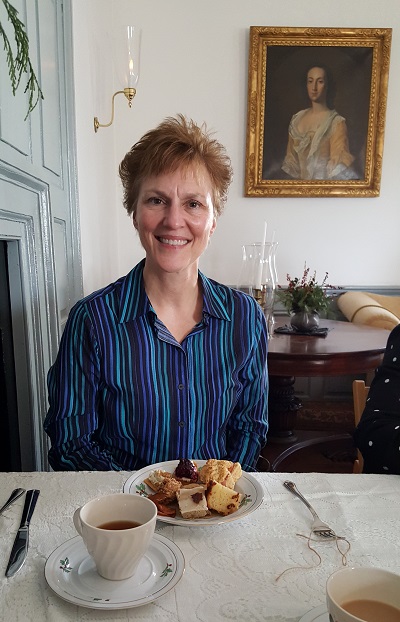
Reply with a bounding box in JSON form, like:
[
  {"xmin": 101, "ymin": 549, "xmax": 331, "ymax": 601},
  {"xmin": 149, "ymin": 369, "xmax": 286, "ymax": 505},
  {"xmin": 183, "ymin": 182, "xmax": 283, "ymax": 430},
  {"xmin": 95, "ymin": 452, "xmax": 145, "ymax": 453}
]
[{"xmin": 5, "ymin": 489, "xmax": 40, "ymax": 578}]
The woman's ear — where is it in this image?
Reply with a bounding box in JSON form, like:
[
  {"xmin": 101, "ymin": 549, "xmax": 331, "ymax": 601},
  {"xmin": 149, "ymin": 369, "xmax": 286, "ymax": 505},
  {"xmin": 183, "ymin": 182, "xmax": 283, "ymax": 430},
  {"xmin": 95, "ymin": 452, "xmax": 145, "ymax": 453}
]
[{"xmin": 210, "ymin": 216, "xmax": 217, "ymax": 236}]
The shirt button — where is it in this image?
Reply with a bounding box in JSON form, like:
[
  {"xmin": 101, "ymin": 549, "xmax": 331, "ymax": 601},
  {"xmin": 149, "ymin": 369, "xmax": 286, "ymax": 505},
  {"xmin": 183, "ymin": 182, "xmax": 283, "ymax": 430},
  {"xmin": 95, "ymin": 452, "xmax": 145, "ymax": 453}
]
[
  {"xmin": 178, "ymin": 383, "xmax": 184, "ymax": 390},
  {"xmin": 178, "ymin": 421, "xmax": 185, "ymax": 428}
]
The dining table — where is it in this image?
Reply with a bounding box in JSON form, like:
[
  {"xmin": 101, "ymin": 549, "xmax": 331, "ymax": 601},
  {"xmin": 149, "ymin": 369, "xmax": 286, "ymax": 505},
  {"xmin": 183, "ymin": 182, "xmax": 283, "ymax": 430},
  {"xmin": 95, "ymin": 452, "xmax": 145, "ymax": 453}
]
[
  {"xmin": 268, "ymin": 318, "xmax": 389, "ymax": 440},
  {"xmin": 1, "ymin": 469, "xmax": 400, "ymax": 622}
]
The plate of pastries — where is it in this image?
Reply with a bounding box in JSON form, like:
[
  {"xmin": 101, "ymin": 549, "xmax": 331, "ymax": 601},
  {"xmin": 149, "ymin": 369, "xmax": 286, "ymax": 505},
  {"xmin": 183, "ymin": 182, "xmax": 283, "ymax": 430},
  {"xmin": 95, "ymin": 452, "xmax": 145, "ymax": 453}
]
[{"xmin": 123, "ymin": 458, "xmax": 264, "ymax": 526}]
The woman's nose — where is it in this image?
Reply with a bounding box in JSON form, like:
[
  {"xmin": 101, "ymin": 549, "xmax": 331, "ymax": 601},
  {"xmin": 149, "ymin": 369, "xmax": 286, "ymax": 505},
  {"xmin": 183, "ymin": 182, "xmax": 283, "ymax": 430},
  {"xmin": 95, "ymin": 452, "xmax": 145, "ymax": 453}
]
[{"xmin": 163, "ymin": 201, "xmax": 184, "ymax": 228}]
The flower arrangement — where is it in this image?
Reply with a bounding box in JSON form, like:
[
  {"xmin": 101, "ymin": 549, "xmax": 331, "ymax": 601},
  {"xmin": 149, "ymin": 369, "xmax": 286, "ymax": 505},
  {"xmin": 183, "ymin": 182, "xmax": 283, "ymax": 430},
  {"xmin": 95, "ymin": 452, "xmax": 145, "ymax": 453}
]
[{"xmin": 277, "ymin": 265, "xmax": 335, "ymax": 315}]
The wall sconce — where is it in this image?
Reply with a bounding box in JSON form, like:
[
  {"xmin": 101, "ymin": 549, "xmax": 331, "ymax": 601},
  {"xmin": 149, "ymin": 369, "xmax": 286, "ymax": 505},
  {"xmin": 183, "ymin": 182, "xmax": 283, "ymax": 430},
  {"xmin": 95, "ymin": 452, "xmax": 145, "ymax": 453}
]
[{"xmin": 94, "ymin": 26, "xmax": 141, "ymax": 133}]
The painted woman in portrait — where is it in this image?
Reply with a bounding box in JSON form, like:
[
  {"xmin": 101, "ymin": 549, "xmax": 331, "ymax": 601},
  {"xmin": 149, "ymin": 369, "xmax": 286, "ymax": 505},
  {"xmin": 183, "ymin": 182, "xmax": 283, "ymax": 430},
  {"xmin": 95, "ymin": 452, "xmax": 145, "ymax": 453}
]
[{"xmin": 281, "ymin": 64, "xmax": 359, "ymax": 180}]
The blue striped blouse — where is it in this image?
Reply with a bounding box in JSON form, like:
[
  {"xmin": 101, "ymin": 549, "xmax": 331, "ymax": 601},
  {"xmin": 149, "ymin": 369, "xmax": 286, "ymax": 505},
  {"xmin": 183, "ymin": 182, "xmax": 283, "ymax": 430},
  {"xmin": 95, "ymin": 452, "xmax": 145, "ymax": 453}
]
[{"xmin": 44, "ymin": 260, "xmax": 269, "ymax": 471}]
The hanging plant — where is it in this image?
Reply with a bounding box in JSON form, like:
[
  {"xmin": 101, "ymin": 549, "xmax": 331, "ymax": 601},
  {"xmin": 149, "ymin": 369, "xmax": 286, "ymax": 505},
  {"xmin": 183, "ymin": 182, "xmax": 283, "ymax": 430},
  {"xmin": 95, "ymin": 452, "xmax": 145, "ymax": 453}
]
[{"xmin": 0, "ymin": 0, "xmax": 44, "ymax": 118}]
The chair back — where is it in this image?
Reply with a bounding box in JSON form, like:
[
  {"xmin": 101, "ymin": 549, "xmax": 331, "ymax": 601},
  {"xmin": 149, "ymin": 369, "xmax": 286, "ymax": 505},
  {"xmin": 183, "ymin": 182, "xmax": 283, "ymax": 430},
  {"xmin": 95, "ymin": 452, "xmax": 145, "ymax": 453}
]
[{"xmin": 352, "ymin": 380, "xmax": 370, "ymax": 473}]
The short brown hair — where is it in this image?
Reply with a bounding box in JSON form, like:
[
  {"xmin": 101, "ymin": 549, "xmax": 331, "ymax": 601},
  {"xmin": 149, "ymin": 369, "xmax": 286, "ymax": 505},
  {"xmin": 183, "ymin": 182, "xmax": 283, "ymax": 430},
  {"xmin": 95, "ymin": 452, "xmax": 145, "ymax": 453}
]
[{"xmin": 119, "ymin": 114, "xmax": 233, "ymax": 218}]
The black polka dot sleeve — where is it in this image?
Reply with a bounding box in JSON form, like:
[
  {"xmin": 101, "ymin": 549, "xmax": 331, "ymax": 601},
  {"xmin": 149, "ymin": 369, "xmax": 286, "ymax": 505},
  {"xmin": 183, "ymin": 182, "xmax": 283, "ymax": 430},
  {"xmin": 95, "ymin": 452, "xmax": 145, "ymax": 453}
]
[{"xmin": 354, "ymin": 324, "xmax": 400, "ymax": 474}]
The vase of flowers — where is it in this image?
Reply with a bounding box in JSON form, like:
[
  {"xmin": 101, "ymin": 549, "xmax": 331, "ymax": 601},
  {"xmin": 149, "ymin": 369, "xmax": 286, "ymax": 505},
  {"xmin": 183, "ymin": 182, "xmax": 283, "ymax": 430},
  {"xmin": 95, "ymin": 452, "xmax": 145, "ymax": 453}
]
[{"xmin": 277, "ymin": 265, "xmax": 334, "ymax": 331}]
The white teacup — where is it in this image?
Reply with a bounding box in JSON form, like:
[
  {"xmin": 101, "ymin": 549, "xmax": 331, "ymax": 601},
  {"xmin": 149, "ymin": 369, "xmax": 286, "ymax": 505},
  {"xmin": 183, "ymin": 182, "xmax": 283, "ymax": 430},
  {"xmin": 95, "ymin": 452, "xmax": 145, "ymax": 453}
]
[
  {"xmin": 73, "ymin": 493, "xmax": 157, "ymax": 580},
  {"xmin": 326, "ymin": 566, "xmax": 400, "ymax": 622}
]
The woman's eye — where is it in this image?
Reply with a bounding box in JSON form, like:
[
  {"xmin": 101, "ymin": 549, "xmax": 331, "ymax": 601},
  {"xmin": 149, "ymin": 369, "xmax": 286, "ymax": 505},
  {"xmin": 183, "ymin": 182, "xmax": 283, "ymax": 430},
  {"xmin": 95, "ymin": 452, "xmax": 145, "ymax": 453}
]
[
  {"xmin": 188, "ymin": 200, "xmax": 201, "ymax": 209},
  {"xmin": 147, "ymin": 197, "xmax": 163, "ymax": 205}
]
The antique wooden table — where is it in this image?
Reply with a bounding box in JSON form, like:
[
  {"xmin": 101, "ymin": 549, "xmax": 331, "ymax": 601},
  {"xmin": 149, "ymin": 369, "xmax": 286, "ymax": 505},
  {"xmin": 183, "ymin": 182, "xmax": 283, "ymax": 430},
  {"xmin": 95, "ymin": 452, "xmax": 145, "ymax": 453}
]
[{"xmin": 260, "ymin": 318, "xmax": 390, "ymax": 471}]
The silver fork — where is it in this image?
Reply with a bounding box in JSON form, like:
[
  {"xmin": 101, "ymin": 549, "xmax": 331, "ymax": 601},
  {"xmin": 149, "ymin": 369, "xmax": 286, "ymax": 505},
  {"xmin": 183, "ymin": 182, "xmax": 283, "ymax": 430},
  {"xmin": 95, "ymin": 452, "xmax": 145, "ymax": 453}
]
[
  {"xmin": 0, "ymin": 488, "xmax": 25, "ymax": 516},
  {"xmin": 283, "ymin": 480, "xmax": 336, "ymax": 538}
]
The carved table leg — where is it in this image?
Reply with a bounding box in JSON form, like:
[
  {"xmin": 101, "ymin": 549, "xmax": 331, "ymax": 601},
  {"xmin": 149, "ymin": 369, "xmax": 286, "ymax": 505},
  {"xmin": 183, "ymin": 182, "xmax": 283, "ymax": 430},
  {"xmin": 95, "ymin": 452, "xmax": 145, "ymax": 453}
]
[{"xmin": 267, "ymin": 375, "xmax": 302, "ymax": 442}]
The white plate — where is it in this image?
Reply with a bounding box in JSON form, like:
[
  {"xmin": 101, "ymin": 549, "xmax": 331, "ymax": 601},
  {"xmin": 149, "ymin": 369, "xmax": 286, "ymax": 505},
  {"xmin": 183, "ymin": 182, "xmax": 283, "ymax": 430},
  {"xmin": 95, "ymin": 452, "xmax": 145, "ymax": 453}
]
[
  {"xmin": 44, "ymin": 534, "xmax": 184, "ymax": 610},
  {"xmin": 299, "ymin": 604, "xmax": 329, "ymax": 622},
  {"xmin": 123, "ymin": 459, "xmax": 264, "ymax": 526}
]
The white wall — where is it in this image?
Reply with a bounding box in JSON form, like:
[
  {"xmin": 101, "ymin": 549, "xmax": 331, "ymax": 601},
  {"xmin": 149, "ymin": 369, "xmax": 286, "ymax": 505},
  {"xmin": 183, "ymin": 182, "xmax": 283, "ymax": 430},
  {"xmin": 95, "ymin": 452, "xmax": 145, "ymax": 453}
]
[{"xmin": 72, "ymin": 0, "xmax": 400, "ymax": 296}]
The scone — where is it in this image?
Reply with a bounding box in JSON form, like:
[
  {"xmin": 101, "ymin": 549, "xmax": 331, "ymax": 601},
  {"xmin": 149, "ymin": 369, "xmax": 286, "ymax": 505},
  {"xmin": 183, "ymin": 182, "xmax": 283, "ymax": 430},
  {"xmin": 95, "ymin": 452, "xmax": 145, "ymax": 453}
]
[
  {"xmin": 206, "ymin": 480, "xmax": 243, "ymax": 516},
  {"xmin": 199, "ymin": 459, "xmax": 242, "ymax": 490},
  {"xmin": 176, "ymin": 484, "xmax": 209, "ymax": 519},
  {"xmin": 229, "ymin": 461, "xmax": 242, "ymax": 484}
]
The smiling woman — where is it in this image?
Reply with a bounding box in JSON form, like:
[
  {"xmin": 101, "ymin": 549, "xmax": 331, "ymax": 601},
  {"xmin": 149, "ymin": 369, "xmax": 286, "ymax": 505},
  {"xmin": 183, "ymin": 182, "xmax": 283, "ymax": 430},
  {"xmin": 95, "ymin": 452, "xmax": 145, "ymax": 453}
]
[{"xmin": 44, "ymin": 114, "xmax": 269, "ymax": 473}]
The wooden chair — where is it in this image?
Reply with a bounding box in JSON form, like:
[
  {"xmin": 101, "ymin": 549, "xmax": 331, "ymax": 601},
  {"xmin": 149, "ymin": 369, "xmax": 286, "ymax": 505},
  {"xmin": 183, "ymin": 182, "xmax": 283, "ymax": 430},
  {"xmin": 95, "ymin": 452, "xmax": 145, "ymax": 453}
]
[{"xmin": 352, "ymin": 380, "xmax": 370, "ymax": 473}]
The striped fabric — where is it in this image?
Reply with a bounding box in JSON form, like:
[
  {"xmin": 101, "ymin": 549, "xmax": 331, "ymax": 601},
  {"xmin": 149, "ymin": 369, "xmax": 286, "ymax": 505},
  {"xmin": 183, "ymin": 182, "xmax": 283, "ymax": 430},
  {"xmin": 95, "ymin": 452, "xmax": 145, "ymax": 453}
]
[{"xmin": 44, "ymin": 260, "xmax": 269, "ymax": 471}]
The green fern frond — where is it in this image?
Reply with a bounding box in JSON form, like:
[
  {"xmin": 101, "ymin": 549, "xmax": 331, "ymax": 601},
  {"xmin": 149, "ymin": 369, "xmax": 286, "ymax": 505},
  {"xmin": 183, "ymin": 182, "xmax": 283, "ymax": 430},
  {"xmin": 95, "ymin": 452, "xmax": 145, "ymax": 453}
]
[{"xmin": 0, "ymin": 0, "xmax": 44, "ymax": 118}]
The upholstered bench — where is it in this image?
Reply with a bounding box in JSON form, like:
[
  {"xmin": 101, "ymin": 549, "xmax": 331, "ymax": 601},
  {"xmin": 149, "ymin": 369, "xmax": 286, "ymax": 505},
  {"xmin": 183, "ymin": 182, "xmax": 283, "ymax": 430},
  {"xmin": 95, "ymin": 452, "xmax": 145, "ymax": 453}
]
[{"xmin": 337, "ymin": 291, "xmax": 400, "ymax": 330}]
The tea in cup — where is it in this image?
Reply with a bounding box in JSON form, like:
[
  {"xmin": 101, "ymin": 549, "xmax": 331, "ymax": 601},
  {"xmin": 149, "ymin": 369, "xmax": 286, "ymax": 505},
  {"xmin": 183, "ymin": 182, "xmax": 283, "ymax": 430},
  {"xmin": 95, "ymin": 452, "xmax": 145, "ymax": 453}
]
[
  {"xmin": 73, "ymin": 493, "xmax": 157, "ymax": 580},
  {"xmin": 326, "ymin": 566, "xmax": 400, "ymax": 622}
]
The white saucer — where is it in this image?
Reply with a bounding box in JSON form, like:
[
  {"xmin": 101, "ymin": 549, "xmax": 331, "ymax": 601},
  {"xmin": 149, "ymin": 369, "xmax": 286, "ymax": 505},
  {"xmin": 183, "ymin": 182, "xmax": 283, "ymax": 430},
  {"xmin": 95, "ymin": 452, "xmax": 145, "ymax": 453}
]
[
  {"xmin": 44, "ymin": 534, "xmax": 185, "ymax": 610},
  {"xmin": 299, "ymin": 604, "xmax": 329, "ymax": 622}
]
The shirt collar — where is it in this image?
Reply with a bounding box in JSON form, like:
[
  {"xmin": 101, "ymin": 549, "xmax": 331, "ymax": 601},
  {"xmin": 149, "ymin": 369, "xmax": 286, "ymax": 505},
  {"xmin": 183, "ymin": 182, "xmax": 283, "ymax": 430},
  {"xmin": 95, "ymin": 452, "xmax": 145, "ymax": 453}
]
[
  {"xmin": 118, "ymin": 259, "xmax": 150, "ymax": 323},
  {"xmin": 118, "ymin": 259, "xmax": 231, "ymax": 323},
  {"xmin": 198, "ymin": 271, "xmax": 231, "ymax": 321}
]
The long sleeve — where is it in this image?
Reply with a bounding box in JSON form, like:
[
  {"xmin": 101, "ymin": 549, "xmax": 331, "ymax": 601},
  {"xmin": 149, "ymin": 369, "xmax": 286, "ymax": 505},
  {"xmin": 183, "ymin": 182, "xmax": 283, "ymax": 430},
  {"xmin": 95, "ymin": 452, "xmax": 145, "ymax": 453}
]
[
  {"xmin": 44, "ymin": 302, "xmax": 124, "ymax": 471},
  {"xmin": 327, "ymin": 118, "xmax": 356, "ymax": 179},
  {"xmin": 354, "ymin": 324, "xmax": 400, "ymax": 474},
  {"xmin": 225, "ymin": 303, "xmax": 269, "ymax": 470}
]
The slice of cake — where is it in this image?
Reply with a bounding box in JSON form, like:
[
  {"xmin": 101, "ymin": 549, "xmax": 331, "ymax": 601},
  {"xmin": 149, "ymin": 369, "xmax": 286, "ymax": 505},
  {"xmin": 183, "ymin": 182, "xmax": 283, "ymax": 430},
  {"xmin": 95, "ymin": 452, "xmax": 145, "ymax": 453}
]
[
  {"xmin": 176, "ymin": 485, "xmax": 209, "ymax": 519},
  {"xmin": 206, "ymin": 480, "xmax": 243, "ymax": 516}
]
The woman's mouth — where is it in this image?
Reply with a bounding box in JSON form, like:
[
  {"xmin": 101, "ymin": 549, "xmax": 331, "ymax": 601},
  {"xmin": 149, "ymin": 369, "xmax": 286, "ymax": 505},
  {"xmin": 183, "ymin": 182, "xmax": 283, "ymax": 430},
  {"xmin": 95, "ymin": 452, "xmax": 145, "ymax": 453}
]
[{"xmin": 157, "ymin": 237, "xmax": 188, "ymax": 246}]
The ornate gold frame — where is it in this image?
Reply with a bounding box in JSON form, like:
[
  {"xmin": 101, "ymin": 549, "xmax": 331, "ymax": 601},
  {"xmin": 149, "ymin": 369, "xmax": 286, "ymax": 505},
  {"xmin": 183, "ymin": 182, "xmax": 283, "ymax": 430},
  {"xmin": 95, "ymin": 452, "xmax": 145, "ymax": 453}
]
[{"xmin": 245, "ymin": 27, "xmax": 392, "ymax": 197}]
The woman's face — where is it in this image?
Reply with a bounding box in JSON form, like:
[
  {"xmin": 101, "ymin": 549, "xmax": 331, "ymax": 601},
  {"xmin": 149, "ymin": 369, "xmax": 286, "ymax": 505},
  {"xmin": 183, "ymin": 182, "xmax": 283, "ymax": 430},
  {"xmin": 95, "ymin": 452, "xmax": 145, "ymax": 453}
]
[
  {"xmin": 306, "ymin": 66, "xmax": 327, "ymax": 104},
  {"xmin": 134, "ymin": 164, "xmax": 216, "ymax": 278}
]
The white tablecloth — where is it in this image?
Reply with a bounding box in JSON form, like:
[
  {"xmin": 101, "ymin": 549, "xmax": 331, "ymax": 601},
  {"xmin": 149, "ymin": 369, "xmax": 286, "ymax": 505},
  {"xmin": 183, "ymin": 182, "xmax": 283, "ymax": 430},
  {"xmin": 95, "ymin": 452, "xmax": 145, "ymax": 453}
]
[{"xmin": 1, "ymin": 471, "xmax": 400, "ymax": 622}]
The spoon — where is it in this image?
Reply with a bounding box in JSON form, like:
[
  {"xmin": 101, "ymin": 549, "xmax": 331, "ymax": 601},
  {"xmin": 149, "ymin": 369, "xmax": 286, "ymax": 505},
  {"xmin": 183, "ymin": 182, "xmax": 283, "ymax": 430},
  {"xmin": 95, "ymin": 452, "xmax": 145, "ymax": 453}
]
[{"xmin": 0, "ymin": 488, "xmax": 25, "ymax": 516}]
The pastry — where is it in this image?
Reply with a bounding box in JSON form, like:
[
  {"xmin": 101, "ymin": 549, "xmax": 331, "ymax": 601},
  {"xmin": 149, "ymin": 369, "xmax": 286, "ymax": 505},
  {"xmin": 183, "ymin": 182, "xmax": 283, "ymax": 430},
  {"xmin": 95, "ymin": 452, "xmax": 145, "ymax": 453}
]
[
  {"xmin": 176, "ymin": 484, "xmax": 209, "ymax": 519},
  {"xmin": 174, "ymin": 458, "xmax": 199, "ymax": 483},
  {"xmin": 144, "ymin": 469, "xmax": 173, "ymax": 492},
  {"xmin": 144, "ymin": 470, "xmax": 181, "ymax": 503},
  {"xmin": 199, "ymin": 459, "xmax": 242, "ymax": 490}
]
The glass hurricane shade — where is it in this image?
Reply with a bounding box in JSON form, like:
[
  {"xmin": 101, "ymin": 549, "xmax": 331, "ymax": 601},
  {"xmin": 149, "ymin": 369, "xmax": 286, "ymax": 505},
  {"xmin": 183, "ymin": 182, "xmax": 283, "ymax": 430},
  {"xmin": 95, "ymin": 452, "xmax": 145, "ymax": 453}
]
[
  {"xmin": 237, "ymin": 243, "xmax": 277, "ymax": 321},
  {"xmin": 114, "ymin": 26, "xmax": 141, "ymax": 89}
]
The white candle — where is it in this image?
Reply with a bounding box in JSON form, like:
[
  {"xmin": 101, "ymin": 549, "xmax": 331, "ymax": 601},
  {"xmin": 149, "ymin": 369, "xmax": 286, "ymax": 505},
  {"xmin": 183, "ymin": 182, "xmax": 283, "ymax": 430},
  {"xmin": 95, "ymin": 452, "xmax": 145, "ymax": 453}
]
[
  {"xmin": 262, "ymin": 221, "xmax": 268, "ymax": 249},
  {"xmin": 255, "ymin": 222, "xmax": 268, "ymax": 290}
]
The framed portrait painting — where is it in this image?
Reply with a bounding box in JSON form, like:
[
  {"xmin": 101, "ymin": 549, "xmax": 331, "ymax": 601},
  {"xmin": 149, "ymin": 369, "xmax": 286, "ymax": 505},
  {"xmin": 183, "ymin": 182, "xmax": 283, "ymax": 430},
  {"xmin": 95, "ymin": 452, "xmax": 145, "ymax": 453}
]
[{"xmin": 245, "ymin": 27, "xmax": 392, "ymax": 197}]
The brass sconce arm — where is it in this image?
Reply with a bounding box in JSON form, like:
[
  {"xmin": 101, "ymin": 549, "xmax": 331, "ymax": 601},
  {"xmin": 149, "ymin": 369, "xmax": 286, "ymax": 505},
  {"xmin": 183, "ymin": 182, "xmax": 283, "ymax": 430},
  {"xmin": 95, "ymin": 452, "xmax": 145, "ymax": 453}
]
[{"xmin": 94, "ymin": 87, "xmax": 136, "ymax": 132}]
